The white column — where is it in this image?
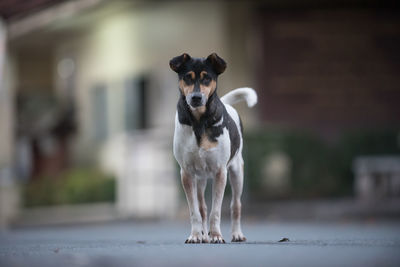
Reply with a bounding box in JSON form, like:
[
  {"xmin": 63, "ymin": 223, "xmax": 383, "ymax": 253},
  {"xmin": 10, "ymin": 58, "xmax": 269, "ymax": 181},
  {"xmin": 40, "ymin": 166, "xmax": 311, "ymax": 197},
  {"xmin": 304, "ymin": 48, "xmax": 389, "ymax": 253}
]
[{"xmin": 0, "ymin": 18, "xmax": 19, "ymax": 228}]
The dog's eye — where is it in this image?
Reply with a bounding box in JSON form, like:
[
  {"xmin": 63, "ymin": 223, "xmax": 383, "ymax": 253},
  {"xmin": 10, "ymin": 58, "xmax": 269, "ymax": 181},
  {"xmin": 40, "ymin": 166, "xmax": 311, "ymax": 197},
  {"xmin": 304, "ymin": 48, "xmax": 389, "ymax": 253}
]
[
  {"xmin": 183, "ymin": 73, "xmax": 193, "ymax": 83},
  {"xmin": 202, "ymin": 75, "xmax": 211, "ymax": 84}
]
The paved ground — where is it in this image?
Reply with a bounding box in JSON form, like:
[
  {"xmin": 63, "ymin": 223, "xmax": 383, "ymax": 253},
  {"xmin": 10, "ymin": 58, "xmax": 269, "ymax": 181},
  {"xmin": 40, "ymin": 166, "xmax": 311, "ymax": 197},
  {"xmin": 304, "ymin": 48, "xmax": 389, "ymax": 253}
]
[{"xmin": 1, "ymin": 220, "xmax": 400, "ymax": 267}]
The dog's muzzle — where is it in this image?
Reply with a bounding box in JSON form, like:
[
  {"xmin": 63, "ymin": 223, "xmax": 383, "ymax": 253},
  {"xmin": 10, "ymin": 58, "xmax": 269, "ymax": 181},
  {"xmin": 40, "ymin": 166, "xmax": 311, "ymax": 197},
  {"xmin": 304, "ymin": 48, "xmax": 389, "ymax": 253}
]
[{"xmin": 187, "ymin": 92, "xmax": 206, "ymax": 108}]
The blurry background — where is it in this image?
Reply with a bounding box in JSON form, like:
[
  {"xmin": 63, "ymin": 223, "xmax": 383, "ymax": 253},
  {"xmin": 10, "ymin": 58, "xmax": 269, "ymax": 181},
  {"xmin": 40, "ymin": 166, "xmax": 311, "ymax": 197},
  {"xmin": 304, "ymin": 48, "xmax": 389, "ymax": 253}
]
[{"xmin": 0, "ymin": 0, "xmax": 399, "ymax": 227}]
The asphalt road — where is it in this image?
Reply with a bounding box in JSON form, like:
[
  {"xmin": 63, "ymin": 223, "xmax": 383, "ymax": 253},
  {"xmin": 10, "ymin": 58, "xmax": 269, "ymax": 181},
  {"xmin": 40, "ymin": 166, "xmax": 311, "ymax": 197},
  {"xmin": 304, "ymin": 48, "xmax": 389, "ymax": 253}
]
[{"xmin": 1, "ymin": 220, "xmax": 400, "ymax": 267}]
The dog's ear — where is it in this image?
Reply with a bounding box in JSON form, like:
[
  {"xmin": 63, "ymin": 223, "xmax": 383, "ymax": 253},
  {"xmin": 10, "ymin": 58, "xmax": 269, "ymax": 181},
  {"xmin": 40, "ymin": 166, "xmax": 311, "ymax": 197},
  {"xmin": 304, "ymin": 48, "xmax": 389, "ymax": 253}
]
[
  {"xmin": 169, "ymin": 53, "xmax": 191, "ymax": 73},
  {"xmin": 206, "ymin": 53, "xmax": 227, "ymax": 75}
]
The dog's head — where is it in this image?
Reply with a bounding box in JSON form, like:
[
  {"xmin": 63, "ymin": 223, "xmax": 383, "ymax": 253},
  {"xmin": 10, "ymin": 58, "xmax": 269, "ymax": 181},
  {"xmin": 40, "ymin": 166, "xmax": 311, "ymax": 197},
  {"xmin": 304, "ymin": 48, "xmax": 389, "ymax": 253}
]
[{"xmin": 169, "ymin": 53, "xmax": 226, "ymax": 109}]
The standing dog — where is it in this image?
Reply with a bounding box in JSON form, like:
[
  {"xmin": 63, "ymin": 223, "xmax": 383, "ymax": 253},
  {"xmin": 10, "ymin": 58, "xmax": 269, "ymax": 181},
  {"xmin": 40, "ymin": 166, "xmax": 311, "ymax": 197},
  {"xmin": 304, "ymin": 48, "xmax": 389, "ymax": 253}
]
[{"xmin": 170, "ymin": 53, "xmax": 257, "ymax": 243}]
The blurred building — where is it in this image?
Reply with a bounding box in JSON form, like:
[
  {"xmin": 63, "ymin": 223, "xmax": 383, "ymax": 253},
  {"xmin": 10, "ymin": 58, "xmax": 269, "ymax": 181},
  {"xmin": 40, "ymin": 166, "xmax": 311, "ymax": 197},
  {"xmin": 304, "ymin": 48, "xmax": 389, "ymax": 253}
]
[
  {"xmin": 254, "ymin": 7, "xmax": 400, "ymax": 139},
  {"xmin": 0, "ymin": 0, "xmax": 257, "ymax": 225},
  {"xmin": 0, "ymin": 0, "xmax": 399, "ymax": 225}
]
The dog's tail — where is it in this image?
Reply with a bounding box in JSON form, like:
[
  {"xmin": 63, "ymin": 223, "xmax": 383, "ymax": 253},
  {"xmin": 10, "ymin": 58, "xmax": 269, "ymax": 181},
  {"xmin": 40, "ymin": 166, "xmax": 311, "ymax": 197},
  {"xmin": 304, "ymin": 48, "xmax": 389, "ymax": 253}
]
[{"xmin": 220, "ymin": 87, "xmax": 257, "ymax": 107}]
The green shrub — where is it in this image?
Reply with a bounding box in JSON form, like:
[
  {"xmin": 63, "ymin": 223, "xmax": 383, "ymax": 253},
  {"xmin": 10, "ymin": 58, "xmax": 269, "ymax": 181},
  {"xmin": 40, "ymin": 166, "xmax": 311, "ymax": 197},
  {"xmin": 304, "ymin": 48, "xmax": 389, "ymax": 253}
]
[
  {"xmin": 243, "ymin": 128, "xmax": 400, "ymax": 200},
  {"xmin": 332, "ymin": 129, "xmax": 400, "ymax": 196},
  {"xmin": 23, "ymin": 168, "xmax": 115, "ymax": 207}
]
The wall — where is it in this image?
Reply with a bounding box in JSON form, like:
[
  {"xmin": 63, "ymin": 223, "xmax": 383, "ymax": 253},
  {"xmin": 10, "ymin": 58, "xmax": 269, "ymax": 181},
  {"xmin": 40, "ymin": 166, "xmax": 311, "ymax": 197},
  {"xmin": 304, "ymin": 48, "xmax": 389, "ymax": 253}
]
[
  {"xmin": 6, "ymin": 0, "xmax": 259, "ymax": 169},
  {"xmin": 255, "ymin": 8, "xmax": 400, "ymax": 139},
  {"xmin": 0, "ymin": 19, "xmax": 19, "ymax": 227},
  {"xmin": 64, "ymin": 1, "xmax": 235, "ymax": 160}
]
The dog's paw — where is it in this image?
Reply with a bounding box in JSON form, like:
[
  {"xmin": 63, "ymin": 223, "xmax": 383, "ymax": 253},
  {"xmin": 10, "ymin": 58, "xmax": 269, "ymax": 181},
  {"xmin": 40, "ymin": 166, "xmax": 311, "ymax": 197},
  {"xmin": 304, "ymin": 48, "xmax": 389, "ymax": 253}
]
[
  {"xmin": 201, "ymin": 232, "xmax": 209, "ymax": 243},
  {"xmin": 231, "ymin": 232, "xmax": 247, "ymax": 242},
  {"xmin": 209, "ymin": 233, "xmax": 225, "ymax": 244},
  {"xmin": 185, "ymin": 234, "xmax": 202, "ymax": 244}
]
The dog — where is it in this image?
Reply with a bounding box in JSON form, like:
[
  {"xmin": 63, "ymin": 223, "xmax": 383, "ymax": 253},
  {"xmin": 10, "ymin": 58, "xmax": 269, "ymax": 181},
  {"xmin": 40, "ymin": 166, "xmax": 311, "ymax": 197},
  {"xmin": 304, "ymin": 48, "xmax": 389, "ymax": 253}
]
[{"xmin": 170, "ymin": 53, "xmax": 257, "ymax": 243}]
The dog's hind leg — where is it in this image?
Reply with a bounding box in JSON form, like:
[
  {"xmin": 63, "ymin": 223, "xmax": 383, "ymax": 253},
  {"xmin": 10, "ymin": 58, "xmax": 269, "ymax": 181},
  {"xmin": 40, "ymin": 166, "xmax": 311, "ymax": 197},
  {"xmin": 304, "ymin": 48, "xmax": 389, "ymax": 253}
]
[
  {"xmin": 228, "ymin": 156, "xmax": 247, "ymax": 242},
  {"xmin": 181, "ymin": 169, "xmax": 203, "ymax": 243},
  {"xmin": 197, "ymin": 178, "xmax": 209, "ymax": 243},
  {"xmin": 209, "ymin": 168, "xmax": 227, "ymax": 243}
]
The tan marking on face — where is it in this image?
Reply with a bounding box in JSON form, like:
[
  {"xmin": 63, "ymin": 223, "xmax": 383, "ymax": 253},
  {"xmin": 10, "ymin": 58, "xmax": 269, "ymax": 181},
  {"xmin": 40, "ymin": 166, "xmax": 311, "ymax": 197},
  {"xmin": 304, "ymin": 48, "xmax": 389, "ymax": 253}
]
[
  {"xmin": 188, "ymin": 71, "xmax": 195, "ymax": 79},
  {"xmin": 179, "ymin": 71, "xmax": 196, "ymax": 96},
  {"xmin": 200, "ymin": 71, "xmax": 208, "ymax": 79},
  {"xmin": 179, "ymin": 80, "xmax": 194, "ymax": 96},
  {"xmin": 200, "ymin": 80, "xmax": 216, "ymax": 98},
  {"xmin": 200, "ymin": 133, "xmax": 218, "ymax": 150}
]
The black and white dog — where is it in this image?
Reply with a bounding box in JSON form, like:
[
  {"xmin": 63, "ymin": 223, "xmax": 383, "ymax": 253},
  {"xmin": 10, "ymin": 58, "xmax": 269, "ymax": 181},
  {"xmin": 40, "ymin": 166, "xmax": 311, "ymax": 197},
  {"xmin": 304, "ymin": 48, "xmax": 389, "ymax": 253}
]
[{"xmin": 170, "ymin": 53, "xmax": 257, "ymax": 243}]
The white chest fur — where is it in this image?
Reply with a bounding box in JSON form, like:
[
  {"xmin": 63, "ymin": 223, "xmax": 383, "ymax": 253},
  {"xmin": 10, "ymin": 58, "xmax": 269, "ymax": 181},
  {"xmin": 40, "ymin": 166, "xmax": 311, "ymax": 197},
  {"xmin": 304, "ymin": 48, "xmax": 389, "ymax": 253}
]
[{"xmin": 173, "ymin": 113, "xmax": 231, "ymax": 179}]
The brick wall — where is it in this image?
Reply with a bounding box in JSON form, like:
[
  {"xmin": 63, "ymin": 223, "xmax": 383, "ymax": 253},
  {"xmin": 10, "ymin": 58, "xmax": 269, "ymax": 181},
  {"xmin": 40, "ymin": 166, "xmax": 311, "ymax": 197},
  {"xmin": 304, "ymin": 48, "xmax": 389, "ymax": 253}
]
[{"xmin": 255, "ymin": 8, "xmax": 400, "ymax": 139}]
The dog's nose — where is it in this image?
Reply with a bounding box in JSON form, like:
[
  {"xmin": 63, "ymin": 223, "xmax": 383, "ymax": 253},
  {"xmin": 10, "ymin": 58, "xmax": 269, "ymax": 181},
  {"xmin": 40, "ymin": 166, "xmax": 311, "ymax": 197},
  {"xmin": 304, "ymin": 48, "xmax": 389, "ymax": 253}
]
[
  {"xmin": 190, "ymin": 93, "xmax": 203, "ymax": 107},
  {"xmin": 191, "ymin": 93, "xmax": 202, "ymax": 103}
]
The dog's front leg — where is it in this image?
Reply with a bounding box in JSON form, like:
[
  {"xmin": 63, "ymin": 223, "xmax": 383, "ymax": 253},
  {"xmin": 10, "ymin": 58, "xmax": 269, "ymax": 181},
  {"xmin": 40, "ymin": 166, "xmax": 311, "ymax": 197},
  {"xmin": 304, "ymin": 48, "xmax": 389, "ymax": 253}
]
[
  {"xmin": 209, "ymin": 168, "xmax": 227, "ymax": 243},
  {"xmin": 197, "ymin": 178, "xmax": 209, "ymax": 243},
  {"xmin": 181, "ymin": 169, "xmax": 203, "ymax": 243}
]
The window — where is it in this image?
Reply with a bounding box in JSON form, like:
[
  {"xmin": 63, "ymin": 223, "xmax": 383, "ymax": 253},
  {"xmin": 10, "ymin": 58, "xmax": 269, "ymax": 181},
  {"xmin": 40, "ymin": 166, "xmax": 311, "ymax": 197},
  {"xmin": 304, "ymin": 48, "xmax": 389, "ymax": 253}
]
[
  {"xmin": 91, "ymin": 84, "xmax": 108, "ymax": 140},
  {"xmin": 124, "ymin": 76, "xmax": 147, "ymax": 130}
]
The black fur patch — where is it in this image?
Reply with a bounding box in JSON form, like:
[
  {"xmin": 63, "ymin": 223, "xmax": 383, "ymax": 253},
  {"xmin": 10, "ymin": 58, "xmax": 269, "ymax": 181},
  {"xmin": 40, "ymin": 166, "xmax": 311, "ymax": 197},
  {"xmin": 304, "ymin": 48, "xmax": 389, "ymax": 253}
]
[
  {"xmin": 170, "ymin": 54, "xmax": 226, "ymax": 79},
  {"xmin": 177, "ymin": 91, "xmax": 241, "ymax": 162},
  {"xmin": 173, "ymin": 53, "xmax": 239, "ymax": 162}
]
